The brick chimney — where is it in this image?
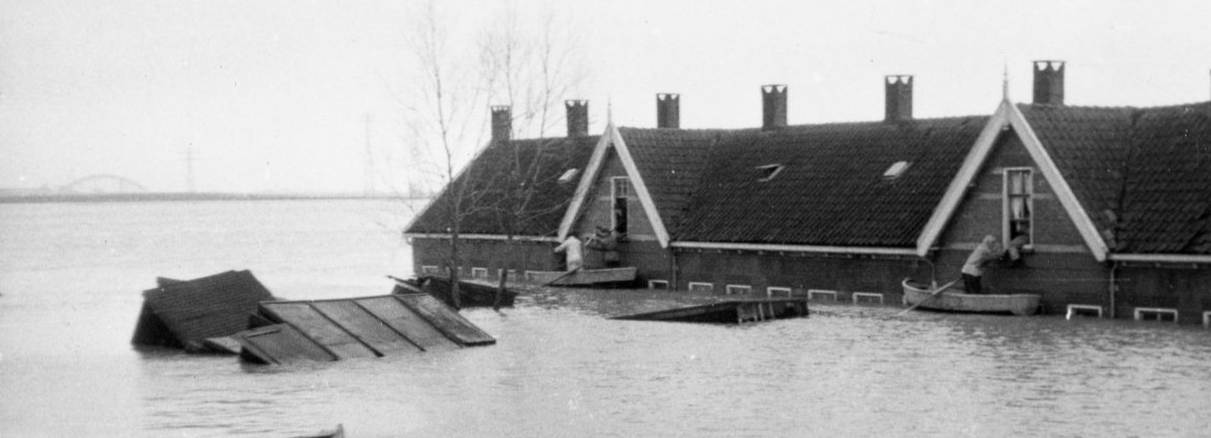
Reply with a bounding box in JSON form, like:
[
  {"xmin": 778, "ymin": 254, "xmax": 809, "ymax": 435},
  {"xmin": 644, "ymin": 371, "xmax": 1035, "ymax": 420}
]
[
  {"xmin": 1033, "ymin": 61, "xmax": 1065, "ymax": 105},
  {"xmin": 885, "ymin": 75, "xmax": 913, "ymax": 122},
  {"xmin": 657, "ymin": 93, "xmax": 680, "ymax": 129},
  {"xmin": 565, "ymin": 100, "xmax": 588, "ymax": 137},
  {"xmin": 762, "ymin": 85, "xmax": 787, "ymax": 130},
  {"xmin": 491, "ymin": 105, "xmax": 511, "ymax": 141}
]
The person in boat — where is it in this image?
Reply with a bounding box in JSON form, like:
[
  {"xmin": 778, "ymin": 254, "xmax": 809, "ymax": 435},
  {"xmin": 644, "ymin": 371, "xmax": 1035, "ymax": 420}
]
[
  {"xmin": 586, "ymin": 226, "xmax": 621, "ymax": 268},
  {"xmin": 554, "ymin": 235, "xmax": 585, "ymax": 272},
  {"xmin": 961, "ymin": 235, "xmax": 1004, "ymax": 294}
]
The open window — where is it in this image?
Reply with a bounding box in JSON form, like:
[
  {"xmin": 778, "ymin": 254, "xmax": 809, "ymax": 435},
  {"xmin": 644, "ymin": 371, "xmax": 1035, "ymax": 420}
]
[
  {"xmin": 611, "ymin": 176, "xmax": 629, "ymax": 234},
  {"xmin": 1004, "ymin": 168, "xmax": 1033, "ymax": 249}
]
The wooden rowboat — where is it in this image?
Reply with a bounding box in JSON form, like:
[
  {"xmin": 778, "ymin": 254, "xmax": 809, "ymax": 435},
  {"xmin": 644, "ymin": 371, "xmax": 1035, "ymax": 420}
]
[
  {"xmin": 901, "ymin": 279, "xmax": 1040, "ymax": 316},
  {"xmin": 392, "ymin": 275, "xmax": 517, "ymax": 309},
  {"xmin": 612, "ymin": 298, "xmax": 809, "ymax": 324},
  {"xmin": 525, "ymin": 267, "xmax": 638, "ymax": 287}
]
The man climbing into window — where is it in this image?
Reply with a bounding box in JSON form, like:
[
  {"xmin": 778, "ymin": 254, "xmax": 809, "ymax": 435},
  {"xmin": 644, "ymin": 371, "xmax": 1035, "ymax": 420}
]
[{"xmin": 961, "ymin": 235, "xmax": 1004, "ymax": 294}]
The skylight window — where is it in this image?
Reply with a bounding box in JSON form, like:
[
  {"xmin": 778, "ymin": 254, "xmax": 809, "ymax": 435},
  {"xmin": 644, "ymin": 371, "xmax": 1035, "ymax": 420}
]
[
  {"xmin": 883, "ymin": 161, "xmax": 910, "ymax": 178},
  {"xmin": 756, "ymin": 164, "xmax": 784, "ymax": 182},
  {"xmin": 558, "ymin": 168, "xmax": 579, "ymax": 183}
]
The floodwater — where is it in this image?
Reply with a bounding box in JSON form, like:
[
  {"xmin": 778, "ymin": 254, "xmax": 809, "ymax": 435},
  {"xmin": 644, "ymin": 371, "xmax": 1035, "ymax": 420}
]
[{"xmin": 1, "ymin": 200, "xmax": 1209, "ymax": 437}]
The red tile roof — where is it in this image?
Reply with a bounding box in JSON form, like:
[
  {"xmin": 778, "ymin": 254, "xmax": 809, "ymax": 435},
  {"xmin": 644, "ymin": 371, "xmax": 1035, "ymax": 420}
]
[
  {"xmin": 1020, "ymin": 102, "xmax": 1211, "ymax": 254},
  {"xmin": 665, "ymin": 117, "xmax": 989, "ymax": 246},
  {"xmin": 406, "ymin": 135, "xmax": 598, "ymax": 237}
]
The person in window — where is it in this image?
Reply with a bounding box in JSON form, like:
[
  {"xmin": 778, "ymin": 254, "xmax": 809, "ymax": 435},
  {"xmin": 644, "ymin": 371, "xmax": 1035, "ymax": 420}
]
[
  {"xmin": 553, "ymin": 235, "xmax": 585, "ymax": 272},
  {"xmin": 1005, "ymin": 224, "xmax": 1030, "ymax": 266},
  {"xmin": 587, "ymin": 225, "xmax": 621, "ymax": 268},
  {"xmin": 961, "ymin": 235, "xmax": 1004, "ymax": 294}
]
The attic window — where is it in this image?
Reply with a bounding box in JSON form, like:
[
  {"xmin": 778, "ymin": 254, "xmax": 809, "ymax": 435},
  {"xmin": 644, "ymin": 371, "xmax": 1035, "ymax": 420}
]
[
  {"xmin": 883, "ymin": 161, "xmax": 910, "ymax": 178},
  {"xmin": 558, "ymin": 168, "xmax": 579, "ymax": 183},
  {"xmin": 756, "ymin": 164, "xmax": 784, "ymax": 182}
]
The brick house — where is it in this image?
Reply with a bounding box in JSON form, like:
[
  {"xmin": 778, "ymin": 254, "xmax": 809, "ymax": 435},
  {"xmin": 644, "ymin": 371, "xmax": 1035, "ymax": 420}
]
[{"xmin": 405, "ymin": 62, "xmax": 1211, "ymax": 324}]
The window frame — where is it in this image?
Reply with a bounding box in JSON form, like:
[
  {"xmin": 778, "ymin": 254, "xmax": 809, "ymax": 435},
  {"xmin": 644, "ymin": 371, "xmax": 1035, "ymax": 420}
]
[
  {"xmin": 725, "ymin": 284, "xmax": 752, "ymax": 295},
  {"xmin": 611, "ymin": 176, "xmax": 630, "ymax": 234},
  {"xmin": 1002, "ymin": 167, "xmax": 1034, "ymax": 250},
  {"xmin": 687, "ymin": 282, "xmax": 714, "ymax": 293}
]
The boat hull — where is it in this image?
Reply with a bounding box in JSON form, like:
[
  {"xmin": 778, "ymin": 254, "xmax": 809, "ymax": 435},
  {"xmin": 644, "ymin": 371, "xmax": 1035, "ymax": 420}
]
[
  {"xmin": 902, "ymin": 279, "xmax": 1040, "ymax": 316},
  {"xmin": 526, "ymin": 267, "xmax": 638, "ymax": 287}
]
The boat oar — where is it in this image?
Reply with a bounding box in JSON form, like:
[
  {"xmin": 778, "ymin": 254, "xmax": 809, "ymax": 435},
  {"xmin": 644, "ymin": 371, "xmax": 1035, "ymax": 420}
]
[
  {"xmin": 896, "ymin": 279, "xmax": 960, "ymax": 316},
  {"xmin": 542, "ymin": 267, "xmax": 580, "ymax": 287}
]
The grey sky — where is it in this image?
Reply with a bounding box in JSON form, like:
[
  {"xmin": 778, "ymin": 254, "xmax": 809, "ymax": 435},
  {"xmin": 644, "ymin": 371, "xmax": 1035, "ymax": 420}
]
[{"xmin": 2, "ymin": 0, "xmax": 1208, "ymax": 193}]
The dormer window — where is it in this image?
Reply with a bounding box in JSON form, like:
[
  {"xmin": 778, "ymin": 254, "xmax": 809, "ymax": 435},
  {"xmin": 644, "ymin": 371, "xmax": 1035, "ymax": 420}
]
[
  {"xmin": 756, "ymin": 164, "xmax": 784, "ymax": 182},
  {"xmin": 558, "ymin": 168, "xmax": 579, "ymax": 183},
  {"xmin": 883, "ymin": 161, "xmax": 910, "ymax": 179}
]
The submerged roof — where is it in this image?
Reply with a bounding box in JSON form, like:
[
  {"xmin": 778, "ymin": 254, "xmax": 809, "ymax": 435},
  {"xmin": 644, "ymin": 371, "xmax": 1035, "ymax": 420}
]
[
  {"xmin": 135, "ymin": 270, "xmax": 275, "ymax": 346},
  {"xmin": 407, "ymin": 135, "xmax": 598, "ymax": 237},
  {"xmin": 667, "ymin": 116, "xmax": 989, "ymax": 247},
  {"xmin": 1020, "ymin": 101, "xmax": 1211, "ymax": 255}
]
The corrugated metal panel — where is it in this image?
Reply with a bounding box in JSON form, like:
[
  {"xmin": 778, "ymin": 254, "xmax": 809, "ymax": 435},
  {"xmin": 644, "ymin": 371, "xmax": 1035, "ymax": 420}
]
[
  {"xmin": 355, "ymin": 296, "xmax": 459, "ymax": 351},
  {"xmin": 235, "ymin": 324, "xmax": 335, "ymax": 365},
  {"xmin": 311, "ymin": 300, "xmax": 422, "ymax": 354},
  {"xmin": 394, "ymin": 294, "xmax": 496, "ymax": 346},
  {"xmin": 261, "ymin": 302, "xmax": 378, "ymax": 360}
]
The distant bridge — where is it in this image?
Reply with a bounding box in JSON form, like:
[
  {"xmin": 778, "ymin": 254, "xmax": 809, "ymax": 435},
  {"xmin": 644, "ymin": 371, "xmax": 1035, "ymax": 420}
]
[{"xmin": 59, "ymin": 174, "xmax": 149, "ymax": 194}]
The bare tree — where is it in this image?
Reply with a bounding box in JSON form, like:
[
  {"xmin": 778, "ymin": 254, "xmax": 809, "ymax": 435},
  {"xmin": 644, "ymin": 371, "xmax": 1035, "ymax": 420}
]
[
  {"xmin": 404, "ymin": 1, "xmax": 586, "ymax": 309},
  {"xmin": 476, "ymin": 6, "xmax": 587, "ymax": 308}
]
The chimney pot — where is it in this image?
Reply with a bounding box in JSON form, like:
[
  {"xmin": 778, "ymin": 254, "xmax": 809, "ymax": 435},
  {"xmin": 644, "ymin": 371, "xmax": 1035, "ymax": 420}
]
[
  {"xmin": 1032, "ymin": 60, "xmax": 1065, "ymax": 105},
  {"xmin": 884, "ymin": 75, "xmax": 913, "ymax": 122},
  {"xmin": 490, "ymin": 105, "xmax": 511, "ymax": 141},
  {"xmin": 762, "ymin": 84, "xmax": 787, "ymax": 130},
  {"xmin": 657, "ymin": 93, "xmax": 680, "ymax": 129},
  {"xmin": 565, "ymin": 100, "xmax": 589, "ymax": 137}
]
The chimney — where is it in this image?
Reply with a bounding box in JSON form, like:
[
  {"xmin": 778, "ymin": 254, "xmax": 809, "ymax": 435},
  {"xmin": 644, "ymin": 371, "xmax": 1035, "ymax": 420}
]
[
  {"xmin": 490, "ymin": 105, "xmax": 511, "ymax": 141},
  {"xmin": 762, "ymin": 84, "xmax": 787, "ymax": 130},
  {"xmin": 657, "ymin": 93, "xmax": 680, "ymax": 129},
  {"xmin": 565, "ymin": 100, "xmax": 588, "ymax": 137},
  {"xmin": 1033, "ymin": 60, "xmax": 1065, "ymax": 105},
  {"xmin": 884, "ymin": 75, "xmax": 913, "ymax": 122}
]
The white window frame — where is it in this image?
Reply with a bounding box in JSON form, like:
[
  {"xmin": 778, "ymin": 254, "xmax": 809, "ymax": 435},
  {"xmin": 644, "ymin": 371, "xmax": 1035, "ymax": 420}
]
[
  {"xmin": 1203, "ymin": 311, "xmax": 1210, "ymax": 328},
  {"xmin": 1066, "ymin": 304, "xmax": 1103, "ymax": 319},
  {"xmin": 852, "ymin": 292, "xmax": 884, "ymax": 305},
  {"xmin": 1003, "ymin": 167, "xmax": 1034, "ymax": 250},
  {"xmin": 421, "ymin": 265, "xmax": 440, "ymax": 275},
  {"xmin": 648, "ymin": 280, "xmax": 670, "ymax": 290},
  {"xmin": 756, "ymin": 164, "xmax": 784, "ymax": 182},
  {"xmin": 688, "ymin": 282, "xmax": 714, "ymax": 293},
  {"xmin": 470, "ymin": 267, "xmax": 489, "ymax": 279},
  {"xmin": 807, "ymin": 289, "xmax": 838, "ymax": 302},
  {"xmin": 767, "ymin": 286, "xmax": 792, "ymax": 298},
  {"xmin": 1134, "ymin": 307, "xmax": 1178, "ymax": 323},
  {"xmin": 611, "ymin": 176, "xmax": 630, "ymax": 233},
  {"xmin": 726, "ymin": 284, "xmax": 752, "ymax": 295}
]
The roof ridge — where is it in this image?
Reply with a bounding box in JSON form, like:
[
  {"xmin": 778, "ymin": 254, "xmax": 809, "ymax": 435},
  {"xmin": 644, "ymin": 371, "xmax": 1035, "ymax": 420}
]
[{"xmin": 1018, "ymin": 100, "xmax": 1211, "ymax": 112}]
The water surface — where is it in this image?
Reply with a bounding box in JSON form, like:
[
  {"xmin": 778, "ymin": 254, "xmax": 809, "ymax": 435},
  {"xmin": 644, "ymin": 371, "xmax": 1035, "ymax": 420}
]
[{"xmin": 1, "ymin": 200, "xmax": 1208, "ymax": 437}]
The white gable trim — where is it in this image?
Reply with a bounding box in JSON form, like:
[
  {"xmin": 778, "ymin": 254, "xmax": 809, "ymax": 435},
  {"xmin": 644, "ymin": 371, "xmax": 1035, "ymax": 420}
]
[
  {"xmin": 915, "ymin": 101, "xmax": 1012, "ymax": 256},
  {"xmin": 915, "ymin": 100, "xmax": 1109, "ymax": 261},
  {"xmin": 558, "ymin": 129, "xmax": 614, "ymax": 240},
  {"xmin": 1006, "ymin": 103, "xmax": 1109, "ymax": 261},
  {"xmin": 558, "ymin": 124, "xmax": 671, "ymax": 248}
]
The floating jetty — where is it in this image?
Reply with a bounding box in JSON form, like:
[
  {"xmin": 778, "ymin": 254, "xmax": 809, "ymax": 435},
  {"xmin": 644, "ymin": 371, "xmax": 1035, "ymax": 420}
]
[{"xmin": 612, "ymin": 298, "xmax": 809, "ymax": 324}]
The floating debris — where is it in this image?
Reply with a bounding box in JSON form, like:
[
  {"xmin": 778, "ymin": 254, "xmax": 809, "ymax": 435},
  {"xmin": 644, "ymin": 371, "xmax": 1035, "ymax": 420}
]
[
  {"xmin": 612, "ymin": 298, "xmax": 809, "ymax": 324},
  {"xmin": 393, "ymin": 275, "xmax": 517, "ymax": 308},
  {"xmin": 232, "ymin": 294, "xmax": 495, "ymax": 365},
  {"xmin": 131, "ymin": 270, "xmax": 276, "ymax": 353}
]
